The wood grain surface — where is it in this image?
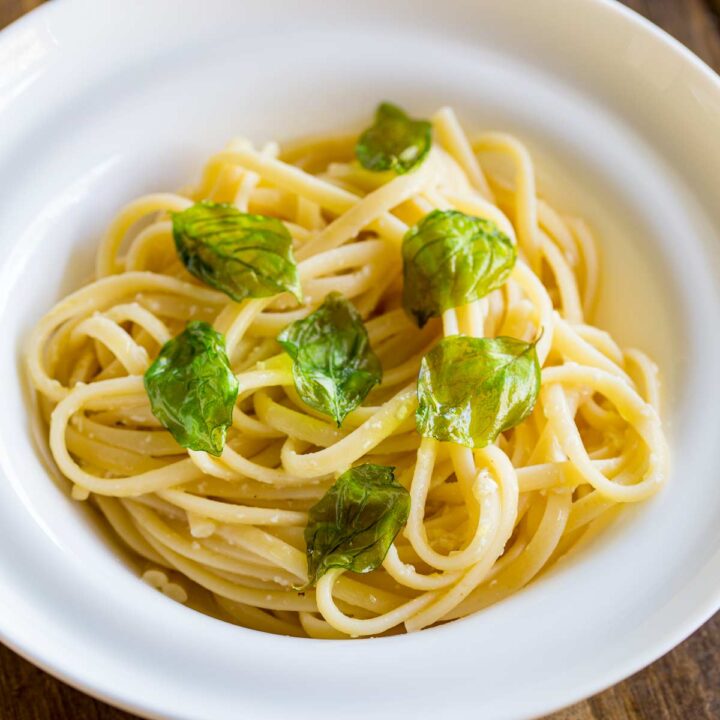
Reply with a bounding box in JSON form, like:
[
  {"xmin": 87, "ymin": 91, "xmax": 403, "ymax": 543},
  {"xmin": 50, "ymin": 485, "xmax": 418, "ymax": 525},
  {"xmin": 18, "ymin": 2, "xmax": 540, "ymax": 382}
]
[{"xmin": 0, "ymin": 1, "xmax": 718, "ymax": 718}]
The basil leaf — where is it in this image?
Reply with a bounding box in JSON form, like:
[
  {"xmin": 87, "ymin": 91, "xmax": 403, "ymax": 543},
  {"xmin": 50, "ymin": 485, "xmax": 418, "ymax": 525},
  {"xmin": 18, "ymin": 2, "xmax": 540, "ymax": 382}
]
[
  {"xmin": 144, "ymin": 321, "xmax": 239, "ymax": 456},
  {"xmin": 305, "ymin": 464, "xmax": 410, "ymax": 586},
  {"xmin": 355, "ymin": 102, "xmax": 432, "ymax": 175},
  {"xmin": 277, "ymin": 292, "xmax": 382, "ymax": 426},
  {"xmin": 172, "ymin": 201, "xmax": 302, "ymax": 303},
  {"xmin": 417, "ymin": 335, "xmax": 540, "ymax": 449},
  {"xmin": 402, "ymin": 209, "xmax": 516, "ymax": 327}
]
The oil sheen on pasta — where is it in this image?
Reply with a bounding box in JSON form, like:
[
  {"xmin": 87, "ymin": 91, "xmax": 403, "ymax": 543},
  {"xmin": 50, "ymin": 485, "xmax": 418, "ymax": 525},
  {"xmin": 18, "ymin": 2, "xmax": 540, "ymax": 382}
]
[{"xmin": 26, "ymin": 106, "xmax": 668, "ymax": 639}]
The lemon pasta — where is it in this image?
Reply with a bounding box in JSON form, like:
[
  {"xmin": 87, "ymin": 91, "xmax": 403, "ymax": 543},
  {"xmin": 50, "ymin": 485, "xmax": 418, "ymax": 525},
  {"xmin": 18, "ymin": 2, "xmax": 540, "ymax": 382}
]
[{"xmin": 26, "ymin": 103, "xmax": 668, "ymax": 639}]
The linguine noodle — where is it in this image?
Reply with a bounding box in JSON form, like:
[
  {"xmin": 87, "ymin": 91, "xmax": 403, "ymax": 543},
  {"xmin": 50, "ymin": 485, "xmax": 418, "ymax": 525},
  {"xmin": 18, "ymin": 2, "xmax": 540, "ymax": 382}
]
[{"xmin": 25, "ymin": 106, "xmax": 668, "ymax": 638}]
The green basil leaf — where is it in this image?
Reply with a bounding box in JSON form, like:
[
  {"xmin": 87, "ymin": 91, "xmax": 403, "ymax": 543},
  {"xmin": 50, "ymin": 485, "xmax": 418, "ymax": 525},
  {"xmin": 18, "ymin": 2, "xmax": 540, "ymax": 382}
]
[
  {"xmin": 355, "ymin": 102, "xmax": 432, "ymax": 175},
  {"xmin": 417, "ymin": 335, "xmax": 540, "ymax": 449},
  {"xmin": 144, "ymin": 321, "xmax": 239, "ymax": 456},
  {"xmin": 277, "ymin": 292, "xmax": 382, "ymax": 426},
  {"xmin": 304, "ymin": 464, "xmax": 410, "ymax": 586},
  {"xmin": 172, "ymin": 201, "xmax": 302, "ymax": 303},
  {"xmin": 402, "ymin": 209, "xmax": 517, "ymax": 327}
]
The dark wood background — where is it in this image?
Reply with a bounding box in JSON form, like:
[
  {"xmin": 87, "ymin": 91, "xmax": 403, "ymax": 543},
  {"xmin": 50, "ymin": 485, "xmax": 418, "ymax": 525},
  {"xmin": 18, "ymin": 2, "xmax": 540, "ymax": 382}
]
[{"xmin": 0, "ymin": 0, "xmax": 718, "ymax": 718}]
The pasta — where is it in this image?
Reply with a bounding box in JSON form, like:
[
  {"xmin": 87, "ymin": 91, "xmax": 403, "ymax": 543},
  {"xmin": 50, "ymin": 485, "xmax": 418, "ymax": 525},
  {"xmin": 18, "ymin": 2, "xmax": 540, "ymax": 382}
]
[{"xmin": 25, "ymin": 105, "xmax": 668, "ymax": 639}]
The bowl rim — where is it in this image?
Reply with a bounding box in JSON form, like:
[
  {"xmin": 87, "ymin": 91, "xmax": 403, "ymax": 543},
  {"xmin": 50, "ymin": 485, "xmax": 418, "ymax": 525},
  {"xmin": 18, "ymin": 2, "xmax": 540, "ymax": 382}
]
[{"xmin": 0, "ymin": 1, "xmax": 719, "ymax": 719}]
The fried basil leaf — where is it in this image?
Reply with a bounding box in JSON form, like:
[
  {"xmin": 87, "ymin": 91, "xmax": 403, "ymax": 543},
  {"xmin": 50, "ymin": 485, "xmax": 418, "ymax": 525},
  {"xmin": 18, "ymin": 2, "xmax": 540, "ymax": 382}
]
[
  {"xmin": 417, "ymin": 335, "xmax": 540, "ymax": 449},
  {"xmin": 277, "ymin": 292, "xmax": 382, "ymax": 426},
  {"xmin": 304, "ymin": 464, "xmax": 410, "ymax": 586},
  {"xmin": 172, "ymin": 201, "xmax": 302, "ymax": 303},
  {"xmin": 144, "ymin": 321, "xmax": 238, "ymax": 456},
  {"xmin": 403, "ymin": 209, "xmax": 516, "ymax": 327},
  {"xmin": 355, "ymin": 102, "xmax": 432, "ymax": 175}
]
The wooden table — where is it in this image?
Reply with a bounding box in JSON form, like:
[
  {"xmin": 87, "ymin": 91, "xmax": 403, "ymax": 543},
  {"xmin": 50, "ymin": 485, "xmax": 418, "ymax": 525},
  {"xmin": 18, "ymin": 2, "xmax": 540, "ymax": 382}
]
[{"xmin": 1, "ymin": 0, "xmax": 719, "ymax": 718}]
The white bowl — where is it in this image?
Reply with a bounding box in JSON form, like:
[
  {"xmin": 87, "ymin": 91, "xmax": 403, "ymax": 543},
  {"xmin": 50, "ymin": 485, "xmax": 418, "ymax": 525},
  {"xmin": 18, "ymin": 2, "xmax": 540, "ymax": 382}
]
[{"xmin": 1, "ymin": 1, "xmax": 719, "ymax": 718}]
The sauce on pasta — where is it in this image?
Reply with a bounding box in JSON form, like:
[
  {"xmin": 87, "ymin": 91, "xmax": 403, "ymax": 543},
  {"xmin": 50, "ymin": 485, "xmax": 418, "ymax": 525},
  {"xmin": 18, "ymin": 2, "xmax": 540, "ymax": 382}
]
[{"xmin": 25, "ymin": 105, "xmax": 668, "ymax": 638}]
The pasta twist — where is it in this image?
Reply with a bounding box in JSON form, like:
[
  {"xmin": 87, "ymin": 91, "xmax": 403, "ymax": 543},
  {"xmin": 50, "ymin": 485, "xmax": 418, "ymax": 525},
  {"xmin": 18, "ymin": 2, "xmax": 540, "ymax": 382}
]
[{"xmin": 26, "ymin": 107, "xmax": 668, "ymax": 638}]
